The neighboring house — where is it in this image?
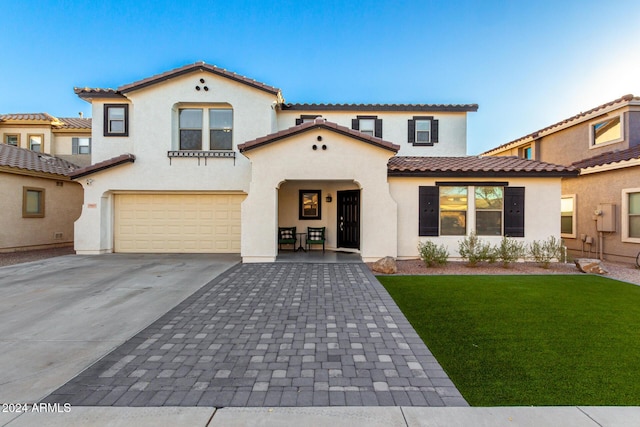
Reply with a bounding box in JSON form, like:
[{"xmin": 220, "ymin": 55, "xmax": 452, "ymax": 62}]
[
  {"xmin": 0, "ymin": 113, "xmax": 93, "ymax": 167},
  {"xmin": 0, "ymin": 144, "xmax": 83, "ymax": 251},
  {"xmin": 70, "ymin": 62, "xmax": 576, "ymax": 262},
  {"xmin": 483, "ymin": 94, "xmax": 640, "ymax": 264}
]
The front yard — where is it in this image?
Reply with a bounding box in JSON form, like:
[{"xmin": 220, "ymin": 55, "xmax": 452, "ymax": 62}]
[{"xmin": 379, "ymin": 274, "xmax": 640, "ymax": 406}]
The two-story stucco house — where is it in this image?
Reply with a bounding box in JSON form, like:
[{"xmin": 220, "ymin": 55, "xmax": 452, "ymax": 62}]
[
  {"xmin": 70, "ymin": 62, "xmax": 576, "ymax": 262},
  {"xmin": 483, "ymin": 94, "xmax": 640, "ymax": 264}
]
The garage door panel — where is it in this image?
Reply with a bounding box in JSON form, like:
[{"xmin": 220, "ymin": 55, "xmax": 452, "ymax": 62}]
[{"xmin": 115, "ymin": 194, "xmax": 244, "ymax": 253}]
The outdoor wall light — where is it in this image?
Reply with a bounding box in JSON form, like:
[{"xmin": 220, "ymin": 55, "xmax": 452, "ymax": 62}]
[
  {"xmin": 86, "ymin": 178, "xmax": 94, "ymax": 186},
  {"xmin": 326, "ymin": 194, "xmax": 332, "ymax": 203}
]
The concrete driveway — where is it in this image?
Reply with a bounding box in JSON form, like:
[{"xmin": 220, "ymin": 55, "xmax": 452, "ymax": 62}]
[{"xmin": 0, "ymin": 253, "xmax": 239, "ymax": 405}]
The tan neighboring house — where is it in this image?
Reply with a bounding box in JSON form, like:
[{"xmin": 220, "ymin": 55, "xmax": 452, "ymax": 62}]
[
  {"xmin": 0, "ymin": 113, "xmax": 92, "ymax": 167},
  {"xmin": 483, "ymin": 94, "xmax": 640, "ymax": 264},
  {"xmin": 0, "ymin": 144, "xmax": 83, "ymax": 251}
]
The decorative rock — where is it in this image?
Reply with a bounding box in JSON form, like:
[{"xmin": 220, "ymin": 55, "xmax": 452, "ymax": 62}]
[
  {"xmin": 372, "ymin": 256, "xmax": 397, "ymax": 274},
  {"xmin": 574, "ymin": 258, "xmax": 609, "ymax": 275}
]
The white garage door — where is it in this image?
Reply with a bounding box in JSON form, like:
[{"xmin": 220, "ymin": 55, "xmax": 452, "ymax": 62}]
[{"xmin": 114, "ymin": 193, "xmax": 244, "ymax": 253}]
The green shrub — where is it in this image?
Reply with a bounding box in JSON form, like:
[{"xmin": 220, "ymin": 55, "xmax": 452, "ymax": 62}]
[
  {"xmin": 496, "ymin": 236, "xmax": 526, "ymax": 268},
  {"xmin": 418, "ymin": 241, "xmax": 449, "ymax": 267},
  {"xmin": 528, "ymin": 236, "xmax": 562, "ymax": 268},
  {"xmin": 458, "ymin": 232, "xmax": 494, "ymax": 267}
]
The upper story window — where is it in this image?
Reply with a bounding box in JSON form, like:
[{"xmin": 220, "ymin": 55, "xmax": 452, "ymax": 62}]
[
  {"xmin": 408, "ymin": 116, "xmax": 439, "ymax": 145},
  {"xmin": 352, "ymin": 116, "xmax": 382, "ymax": 138},
  {"xmin": 28, "ymin": 134, "xmax": 43, "ymax": 152},
  {"xmin": 523, "ymin": 145, "xmax": 532, "ymax": 159},
  {"xmin": 72, "ymin": 137, "xmax": 91, "ymax": 155},
  {"xmin": 178, "ymin": 107, "xmax": 233, "ymax": 151},
  {"xmin": 209, "ymin": 109, "xmax": 233, "ymax": 150},
  {"xmin": 591, "ymin": 115, "xmax": 622, "ymax": 147},
  {"xmin": 104, "ymin": 104, "xmax": 129, "ymax": 136},
  {"xmin": 296, "ymin": 115, "xmax": 322, "ymax": 125},
  {"xmin": 4, "ymin": 134, "xmax": 19, "ymax": 146}
]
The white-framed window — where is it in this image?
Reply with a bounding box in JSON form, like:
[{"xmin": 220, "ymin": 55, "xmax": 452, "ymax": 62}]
[
  {"xmin": 416, "ymin": 119, "xmax": 432, "ymax": 143},
  {"xmin": 475, "ymin": 186, "xmax": 504, "ymax": 236},
  {"xmin": 4, "ymin": 134, "xmax": 19, "ymax": 146},
  {"xmin": 590, "ymin": 115, "xmax": 623, "ymax": 148},
  {"xmin": 28, "ymin": 134, "xmax": 43, "ymax": 152},
  {"xmin": 622, "ymin": 188, "xmax": 640, "ymax": 243},
  {"xmin": 72, "ymin": 137, "xmax": 91, "ymax": 154},
  {"xmin": 561, "ymin": 195, "xmax": 576, "ymax": 238},
  {"xmin": 358, "ymin": 118, "xmax": 375, "ymax": 136},
  {"xmin": 104, "ymin": 104, "xmax": 129, "ymax": 136},
  {"xmin": 439, "ymin": 186, "xmax": 467, "ymax": 236},
  {"xmin": 178, "ymin": 106, "xmax": 233, "ymax": 151}
]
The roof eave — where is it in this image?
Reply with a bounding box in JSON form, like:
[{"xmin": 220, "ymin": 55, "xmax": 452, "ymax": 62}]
[
  {"xmin": 387, "ymin": 170, "xmax": 579, "ymax": 178},
  {"xmin": 69, "ymin": 154, "xmax": 135, "ymax": 179},
  {"xmin": 282, "ymin": 104, "xmax": 478, "ymax": 112}
]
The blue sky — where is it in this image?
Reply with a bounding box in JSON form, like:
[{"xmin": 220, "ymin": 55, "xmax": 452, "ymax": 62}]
[{"xmin": 2, "ymin": 0, "xmax": 639, "ymax": 154}]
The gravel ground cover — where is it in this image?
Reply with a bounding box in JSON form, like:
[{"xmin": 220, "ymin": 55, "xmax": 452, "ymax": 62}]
[
  {"xmin": 0, "ymin": 246, "xmax": 75, "ymax": 267},
  {"xmin": 372, "ymin": 259, "xmax": 640, "ymax": 286}
]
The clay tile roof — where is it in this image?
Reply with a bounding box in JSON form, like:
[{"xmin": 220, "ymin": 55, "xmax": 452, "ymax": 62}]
[
  {"xmin": 116, "ymin": 62, "xmax": 281, "ymax": 95},
  {"xmin": 571, "ymin": 145, "xmax": 640, "ymax": 170},
  {"xmin": 0, "ymin": 144, "xmax": 79, "ymax": 176},
  {"xmin": 282, "ymin": 103, "xmax": 478, "ymax": 112},
  {"xmin": 73, "ymin": 87, "xmax": 123, "ymax": 99},
  {"xmin": 56, "ymin": 117, "xmax": 92, "ymax": 130},
  {"xmin": 388, "ymin": 156, "xmax": 578, "ymax": 177},
  {"xmin": 238, "ymin": 118, "xmax": 400, "ymax": 153},
  {"xmin": 483, "ymin": 94, "xmax": 640, "ymax": 155},
  {"xmin": 69, "ymin": 153, "xmax": 135, "ymax": 179},
  {"xmin": 0, "ymin": 113, "xmax": 58, "ymax": 122}
]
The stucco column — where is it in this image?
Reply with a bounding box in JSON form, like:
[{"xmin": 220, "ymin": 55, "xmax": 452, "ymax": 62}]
[{"xmin": 241, "ymin": 183, "xmax": 278, "ymax": 262}]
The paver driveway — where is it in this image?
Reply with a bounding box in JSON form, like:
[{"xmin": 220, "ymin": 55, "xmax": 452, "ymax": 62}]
[{"xmin": 44, "ymin": 262, "xmax": 467, "ymax": 407}]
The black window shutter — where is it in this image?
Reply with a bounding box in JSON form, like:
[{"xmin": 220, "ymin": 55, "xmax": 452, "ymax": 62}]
[
  {"xmin": 374, "ymin": 119, "xmax": 382, "ymax": 138},
  {"xmin": 408, "ymin": 119, "xmax": 415, "ymax": 143},
  {"xmin": 419, "ymin": 186, "xmax": 439, "ymax": 236},
  {"xmin": 72, "ymin": 137, "xmax": 79, "ymax": 155},
  {"xmin": 431, "ymin": 120, "xmax": 439, "ymax": 143},
  {"xmin": 351, "ymin": 119, "xmax": 359, "ymax": 131},
  {"xmin": 504, "ymin": 187, "xmax": 525, "ymax": 237},
  {"xmin": 295, "ymin": 118, "xmax": 303, "ymax": 125}
]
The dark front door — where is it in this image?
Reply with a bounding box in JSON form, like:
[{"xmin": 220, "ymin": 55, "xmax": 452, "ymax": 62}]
[{"xmin": 337, "ymin": 190, "xmax": 360, "ymax": 249}]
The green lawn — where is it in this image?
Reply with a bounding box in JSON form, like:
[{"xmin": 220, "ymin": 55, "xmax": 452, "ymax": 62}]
[{"xmin": 379, "ymin": 275, "xmax": 640, "ymax": 406}]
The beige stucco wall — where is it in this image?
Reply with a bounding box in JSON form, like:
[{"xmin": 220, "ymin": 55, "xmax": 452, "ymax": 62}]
[
  {"xmin": 1, "ymin": 125, "xmax": 53, "ymax": 154},
  {"xmin": 561, "ymin": 166, "xmax": 640, "ymax": 263},
  {"xmin": 0, "ymin": 172, "xmax": 83, "ymax": 251},
  {"xmin": 241, "ymin": 129, "xmax": 398, "ymax": 262},
  {"xmin": 75, "ymin": 70, "xmax": 280, "ymax": 254},
  {"xmin": 277, "ymin": 110, "xmax": 469, "ymax": 157},
  {"xmin": 389, "ymin": 176, "xmax": 563, "ymax": 259}
]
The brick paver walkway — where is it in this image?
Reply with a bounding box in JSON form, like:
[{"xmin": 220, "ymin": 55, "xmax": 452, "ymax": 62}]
[{"xmin": 44, "ymin": 263, "xmax": 467, "ymax": 407}]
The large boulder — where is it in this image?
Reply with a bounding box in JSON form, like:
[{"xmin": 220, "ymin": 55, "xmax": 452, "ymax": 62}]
[
  {"xmin": 574, "ymin": 258, "xmax": 609, "ymax": 275},
  {"xmin": 372, "ymin": 256, "xmax": 397, "ymax": 274}
]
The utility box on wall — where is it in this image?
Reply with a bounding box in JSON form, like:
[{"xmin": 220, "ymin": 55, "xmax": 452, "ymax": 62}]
[{"xmin": 596, "ymin": 203, "xmax": 616, "ymax": 232}]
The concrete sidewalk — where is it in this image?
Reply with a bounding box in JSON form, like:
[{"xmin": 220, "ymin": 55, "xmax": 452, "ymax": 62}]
[{"xmin": 3, "ymin": 406, "xmax": 640, "ymax": 426}]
